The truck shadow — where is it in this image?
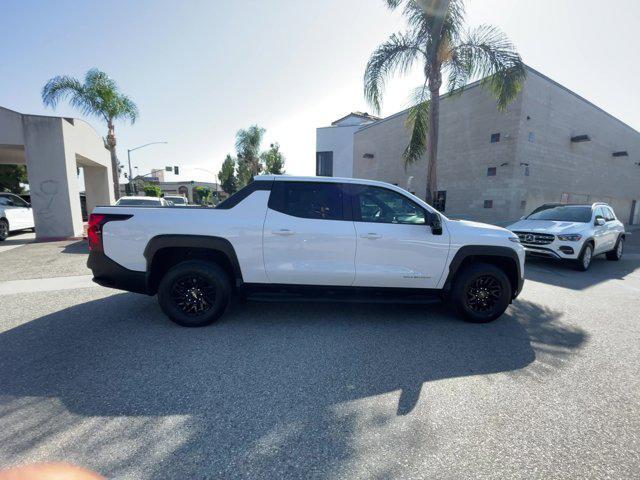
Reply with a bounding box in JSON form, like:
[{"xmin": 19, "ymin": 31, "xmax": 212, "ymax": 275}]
[
  {"xmin": 0, "ymin": 294, "xmax": 586, "ymax": 477},
  {"xmin": 524, "ymin": 255, "xmax": 640, "ymax": 290}
]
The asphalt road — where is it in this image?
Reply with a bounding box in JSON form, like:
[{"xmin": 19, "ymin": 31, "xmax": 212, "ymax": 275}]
[{"xmin": 0, "ymin": 235, "xmax": 639, "ymax": 479}]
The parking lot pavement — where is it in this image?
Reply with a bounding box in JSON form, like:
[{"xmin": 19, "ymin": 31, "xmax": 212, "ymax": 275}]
[
  {"xmin": 0, "ymin": 237, "xmax": 639, "ymax": 479},
  {"xmin": 0, "ymin": 231, "xmax": 35, "ymax": 254}
]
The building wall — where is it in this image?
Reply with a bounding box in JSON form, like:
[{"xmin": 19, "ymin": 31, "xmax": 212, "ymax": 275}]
[
  {"xmin": 316, "ymin": 125, "xmax": 362, "ymax": 177},
  {"xmin": 353, "ymin": 68, "xmax": 640, "ymax": 225},
  {"xmin": 516, "ymin": 70, "xmax": 639, "ymax": 225},
  {"xmin": 354, "ymin": 83, "xmax": 525, "ymax": 223}
]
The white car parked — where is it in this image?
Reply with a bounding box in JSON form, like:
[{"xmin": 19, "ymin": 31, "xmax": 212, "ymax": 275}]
[
  {"xmin": 507, "ymin": 203, "xmax": 626, "ymax": 271},
  {"xmin": 164, "ymin": 195, "xmax": 188, "ymax": 206},
  {"xmin": 0, "ymin": 192, "xmax": 35, "ymax": 241},
  {"xmin": 115, "ymin": 196, "xmax": 170, "ymax": 207}
]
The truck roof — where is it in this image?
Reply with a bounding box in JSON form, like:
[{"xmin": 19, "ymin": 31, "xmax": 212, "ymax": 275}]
[{"xmin": 255, "ymin": 175, "xmax": 409, "ymax": 190}]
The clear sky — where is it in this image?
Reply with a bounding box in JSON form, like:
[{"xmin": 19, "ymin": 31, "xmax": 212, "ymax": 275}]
[{"xmin": 1, "ymin": 0, "xmax": 638, "ymax": 184}]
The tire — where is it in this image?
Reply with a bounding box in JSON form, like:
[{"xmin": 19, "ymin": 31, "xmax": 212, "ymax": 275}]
[
  {"xmin": 576, "ymin": 243, "xmax": 593, "ymax": 271},
  {"xmin": 157, "ymin": 260, "xmax": 232, "ymax": 327},
  {"xmin": 606, "ymin": 236, "xmax": 624, "ymax": 261},
  {"xmin": 0, "ymin": 219, "xmax": 8, "ymax": 241},
  {"xmin": 451, "ymin": 262, "xmax": 512, "ymax": 323}
]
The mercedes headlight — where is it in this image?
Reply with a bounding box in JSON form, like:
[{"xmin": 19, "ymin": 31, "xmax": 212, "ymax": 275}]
[{"xmin": 557, "ymin": 234, "xmax": 582, "ymax": 241}]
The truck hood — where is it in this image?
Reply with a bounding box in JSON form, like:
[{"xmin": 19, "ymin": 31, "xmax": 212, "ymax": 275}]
[
  {"xmin": 507, "ymin": 219, "xmax": 589, "ymax": 234},
  {"xmin": 447, "ymin": 219, "xmax": 515, "ymax": 238}
]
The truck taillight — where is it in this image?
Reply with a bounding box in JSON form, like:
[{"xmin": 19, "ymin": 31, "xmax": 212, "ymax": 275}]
[{"xmin": 87, "ymin": 213, "xmax": 132, "ymax": 252}]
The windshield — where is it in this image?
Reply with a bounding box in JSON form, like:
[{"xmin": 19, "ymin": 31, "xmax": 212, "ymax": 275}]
[
  {"xmin": 165, "ymin": 197, "xmax": 187, "ymax": 204},
  {"xmin": 116, "ymin": 198, "xmax": 162, "ymax": 206},
  {"xmin": 526, "ymin": 205, "xmax": 592, "ymax": 222}
]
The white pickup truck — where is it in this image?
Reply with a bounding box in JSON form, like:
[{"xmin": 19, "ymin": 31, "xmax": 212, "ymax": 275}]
[{"xmin": 88, "ymin": 176, "xmax": 525, "ymax": 326}]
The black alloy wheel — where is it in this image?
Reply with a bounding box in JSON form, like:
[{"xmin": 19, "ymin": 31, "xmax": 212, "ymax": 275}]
[
  {"xmin": 171, "ymin": 273, "xmax": 217, "ymax": 316},
  {"xmin": 451, "ymin": 262, "xmax": 512, "ymax": 323},
  {"xmin": 465, "ymin": 275, "xmax": 503, "ymax": 314},
  {"xmin": 158, "ymin": 260, "xmax": 231, "ymax": 327}
]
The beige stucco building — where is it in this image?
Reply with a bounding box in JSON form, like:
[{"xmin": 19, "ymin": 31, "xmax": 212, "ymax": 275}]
[
  {"xmin": 317, "ymin": 67, "xmax": 640, "ymax": 225},
  {"xmin": 0, "ymin": 106, "xmax": 114, "ymax": 239}
]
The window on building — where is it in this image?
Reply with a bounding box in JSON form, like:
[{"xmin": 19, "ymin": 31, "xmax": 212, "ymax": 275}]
[
  {"xmin": 269, "ymin": 181, "xmax": 345, "ymax": 220},
  {"xmin": 524, "ymin": 166, "xmax": 530, "ymax": 176},
  {"xmin": 434, "ymin": 190, "xmax": 447, "ymax": 212},
  {"xmin": 490, "ymin": 133, "xmax": 501, "ymax": 143},
  {"xmin": 487, "ymin": 167, "xmax": 497, "ymax": 176},
  {"xmin": 528, "ymin": 132, "xmax": 536, "ymax": 143},
  {"xmin": 353, "ymin": 185, "xmax": 426, "ymax": 225},
  {"xmin": 484, "ymin": 200, "xmax": 493, "ymax": 209},
  {"xmin": 316, "ymin": 151, "xmax": 333, "ymax": 177},
  {"xmin": 520, "ymin": 200, "xmax": 527, "ymax": 209}
]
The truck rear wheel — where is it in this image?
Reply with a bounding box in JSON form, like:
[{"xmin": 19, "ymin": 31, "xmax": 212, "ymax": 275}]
[
  {"xmin": 451, "ymin": 262, "xmax": 512, "ymax": 323},
  {"xmin": 157, "ymin": 260, "xmax": 231, "ymax": 327}
]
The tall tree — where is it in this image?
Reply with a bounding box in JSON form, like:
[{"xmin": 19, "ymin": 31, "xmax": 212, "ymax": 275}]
[
  {"xmin": 261, "ymin": 143, "xmax": 286, "ymax": 175},
  {"xmin": 0, "ymin": 165, "xmax": 28, "ymax": 193},
  {"xmin": 235, "ymin": 125, "xmax": 265, "ymax": 187},
  {"xmin": 218, "ymin": 154, "xmax": 238, "ymax": 195},
  {"xmin": 364, "ymin": 0, "xmax": 525, "ymax": 203},
  {"xmin": 42, "ymin": 68, "xmax": 139, "ymax": 200}
]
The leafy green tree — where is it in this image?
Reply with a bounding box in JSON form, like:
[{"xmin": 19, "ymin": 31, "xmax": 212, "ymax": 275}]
[
  {"xmin": 42, "ymin": 68, "xmax": 139, "ymax": 200},
  {"xmin": 193, "ymin": 185, "xmax": 213, "ymax": 205},
  {"xmin": 0, "ymin": 165, "xmax": 28, "ymax": 193},
  {"xmin": 364, "ymin": 0, "xmax": 525, "ymax": 203},
  {"xmin": 218, "ymin": 154, "xmax": 238, "ymax": 195},
  {"xmin": 261, "ymin": 143, "xmax": 286, "ymax": 175},
  {"xmin": 235, "ymin": 125, "xmax": 265, "ymax": 187},
  {"xmin": 143, "ymin": 184, "xmax": 161, "ymax": 197}
]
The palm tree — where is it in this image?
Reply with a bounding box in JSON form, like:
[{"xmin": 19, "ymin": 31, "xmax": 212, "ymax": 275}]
[
  {"xmin": 235, "ymin": 125, "xmax": 265, "ymax": 187},
  {"xmin": 42, "ymin": 68, "xmax": 139, "ymax": 199},
  {"xmin": 364, "ymin": 0, "xmax": 525, "ymax": 204}
]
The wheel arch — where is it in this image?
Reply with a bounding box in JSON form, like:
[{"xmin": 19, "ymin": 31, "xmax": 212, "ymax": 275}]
[
  {"xmin": 443, "ymin": 245, "xmax": 522, "ymax": 299},
  {"xmin": 144, "ymin": 235, "xmax": 243, "ymax": 295}
]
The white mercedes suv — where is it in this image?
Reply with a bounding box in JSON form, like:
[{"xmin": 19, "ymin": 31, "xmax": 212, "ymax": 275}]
[{"xmin": 507, "ymin": 203, "xmax": 626, "ymax": 271}]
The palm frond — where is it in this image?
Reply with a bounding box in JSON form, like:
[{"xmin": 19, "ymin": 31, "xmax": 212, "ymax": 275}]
[
  {"xmin": 235, "ymin": 125, "xmax": 265, "ymax": 160},
  {"xmin": 447, "ymin": 24, "xmax": 526, "ymax": 109},
  {"xmin": 364, "ymin": 31, "xmax": 422, "ymax": 113},
  {"xmin": 403, "ymin": 97, "xmax": 430, "ymax": 166},
  {"xmin": 41, "ymin": 75, "xmax": 98, "ymax": 117}
]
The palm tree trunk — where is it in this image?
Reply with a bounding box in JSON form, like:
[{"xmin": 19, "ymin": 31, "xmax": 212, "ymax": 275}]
[
  {"xmin": 426, "ymin": 81, "xmax": 441, "ymax": 205},
  {"xmin": 107, "ymin": 121, "xmax": 120, "ymax": 200}
]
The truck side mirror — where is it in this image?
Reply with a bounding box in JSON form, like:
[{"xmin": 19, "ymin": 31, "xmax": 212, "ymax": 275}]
[{"xmin": 429, "ymin": 212, "xmax": 443, "ymax": 235}]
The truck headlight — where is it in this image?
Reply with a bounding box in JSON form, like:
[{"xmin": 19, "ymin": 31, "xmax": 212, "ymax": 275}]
[{"xmin": 557, "ymin": 234, "xmax": 582, "ymax": 241}]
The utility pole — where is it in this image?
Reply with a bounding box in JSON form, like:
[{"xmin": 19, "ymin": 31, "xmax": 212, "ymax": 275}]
[{"xmin": 126, "ymin": 141, "xmax": 168, "ymax": 195}]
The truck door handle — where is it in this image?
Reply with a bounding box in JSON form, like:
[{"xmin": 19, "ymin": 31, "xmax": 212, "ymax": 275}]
[
  {"xmin": 360, "ymin": 233, "xmax": 382, "ymax": 240},
  {"xmin": 273, "ymin": 229, "xmax": 295, "ymax": 236}
]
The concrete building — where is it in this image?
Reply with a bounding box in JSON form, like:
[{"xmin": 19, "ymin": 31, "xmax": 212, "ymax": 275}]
[
  {"xmin": 0, "ymin": 106, "xmax": 114, "ymax": 239},
  {"xmin": 317, "ymin": 67, "xmax": 640, "ymax": 225},
  {"xmin": 316, "ymin": 112, "xmax": 379, "ymax": 178}
]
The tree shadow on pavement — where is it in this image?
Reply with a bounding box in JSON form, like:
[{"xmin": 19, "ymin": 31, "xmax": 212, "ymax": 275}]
[{"xmin": 0, "ymin": 294, "xmax": 587, "ymax": 478}]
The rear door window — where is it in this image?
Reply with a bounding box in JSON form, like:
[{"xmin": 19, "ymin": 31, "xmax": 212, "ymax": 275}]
[{"xmin": 268, "ymin": 181, "xmax": 347, "ymax": 221}]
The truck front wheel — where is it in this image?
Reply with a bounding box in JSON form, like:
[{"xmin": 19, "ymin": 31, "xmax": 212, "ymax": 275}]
[
  {"xmin": 451, "ymin": 263, "xmax": 512, "ymax": 323},
  {"xmin": 157, "ymin": 260, "xmax": 231, "ymax": 327}
]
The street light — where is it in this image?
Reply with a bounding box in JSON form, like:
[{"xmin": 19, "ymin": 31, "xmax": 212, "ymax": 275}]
[{"xmin": 127, "ymin": 142, "xmax": 168, "ymax": 193}]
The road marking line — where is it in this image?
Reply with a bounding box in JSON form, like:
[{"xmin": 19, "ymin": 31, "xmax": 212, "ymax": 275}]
[{"xmin": 0, "ymin": 274, "xmax": 98, "ymax": 295}]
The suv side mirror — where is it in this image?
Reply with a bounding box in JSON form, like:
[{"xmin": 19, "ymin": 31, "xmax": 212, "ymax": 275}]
[
  {"xmin": 595, "ymin": 217, "xmax": 605, "ymax": 226},
  {"xmin": 429, "ymin": 212, "xmax": 443, "ymax": 235}
]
